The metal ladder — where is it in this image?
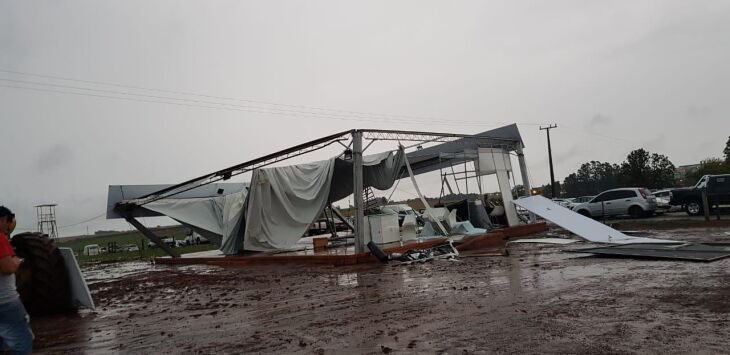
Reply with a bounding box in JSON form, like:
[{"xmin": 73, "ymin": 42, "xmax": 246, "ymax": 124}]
[{"xmin": 363, "ymin": 186, "xmax": 380, "ymax": 213}]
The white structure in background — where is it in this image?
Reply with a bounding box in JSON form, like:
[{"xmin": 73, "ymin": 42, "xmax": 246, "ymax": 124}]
[
  {"xmin": 83, "ymin": 244, "xmax": 100, "ymax": 256},
  {"xmin": 363, "ymin": 214, "xmax": 400, "ymax": 244},
  {"xmin": 478, "ymin": 148, "xmax": 519, "ymax": 226}
]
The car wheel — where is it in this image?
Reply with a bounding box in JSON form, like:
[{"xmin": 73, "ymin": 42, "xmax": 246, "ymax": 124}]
[
  {"xmin": 577, "ymin": 209, "xmax": 591, "ymax": 218},
  {"xmin": 629, "ymin": 206, "xmax": 644, "ymax": 218},
  {"xmin": 686, "ymin": 201, "xmax": 702, "ymax": 216}
]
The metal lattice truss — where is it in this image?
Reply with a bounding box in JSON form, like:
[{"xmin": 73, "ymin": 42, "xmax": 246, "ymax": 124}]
[
  {"xmin": 362, "ymin": 129, "xmax": 517, "ymax": 148},
  {"xmin": 116, "ymin": 128, "xmax": 522, "ymax": 211}
]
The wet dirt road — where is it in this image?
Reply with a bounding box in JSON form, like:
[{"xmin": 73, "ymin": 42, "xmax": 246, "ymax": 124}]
[{"xmin": 32, "ymin": 227, "xmax": 730, "ymax": 354}]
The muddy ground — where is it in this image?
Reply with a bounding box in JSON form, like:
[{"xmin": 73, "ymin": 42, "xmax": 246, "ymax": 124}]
[{"xmin": 31, "ymin": 225, "xmax": 730, "ymax": 354}]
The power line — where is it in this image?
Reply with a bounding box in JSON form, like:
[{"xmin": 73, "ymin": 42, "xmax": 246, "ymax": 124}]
[
  {"xmin": 0, "ymin": 83, "xmax": 525, "ymax": 128},
  {"xmin": 13, "ymin": 211, "xmax": 106, "ymax": 233},
  {"xmin": 0, "ymin": 77, "xmax": 478, "ymax": 125},
  {"xmin": 0, "ymin": 68, "xmax": 547, "ymax": 127},
  {"xmin": 57, "ymin": 212, "xmax": 107, "ymax": 230},
  {"xmin": 561, "ymin": 124, "xmax": 638, "ymax": 145},
  {"xmin": 0, "ymin": 68, "xmax": 443, "ymax": 120}
]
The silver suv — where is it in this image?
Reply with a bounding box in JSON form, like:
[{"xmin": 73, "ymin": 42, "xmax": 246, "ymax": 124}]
[{"xmin": 573, "ymin": 188, "xmax": 657, "ymax": 218}]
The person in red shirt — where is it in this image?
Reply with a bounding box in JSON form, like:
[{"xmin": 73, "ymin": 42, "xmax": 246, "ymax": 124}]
[{"xmin": 0, "ymin": 206, "xmax": 33, "ymax": 354}]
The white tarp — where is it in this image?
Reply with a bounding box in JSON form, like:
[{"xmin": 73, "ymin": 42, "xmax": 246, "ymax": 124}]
[
  {"xmin": 244, "ymin": 160, "xmax": 335, "ymax": 251},
  {"xmin": 143, "ymin": 188, "xmax": 248, "ymax": 254},
  {"xmin": 133, "ymin": 150, "xmax": 405, "ymax": 253},
  {"xmin": 244, "ymin": 150, "xmax": 406, "ymax": 252},
  {"xmin": 512, "ymin": 196, "xmax": 675, "ymax": 244}
]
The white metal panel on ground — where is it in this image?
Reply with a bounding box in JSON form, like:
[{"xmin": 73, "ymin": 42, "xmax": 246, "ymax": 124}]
[
  {"xmin": 58, "ymin": 248, "xmax": 95, "ymax": 310},
  {"xmin": 512, "ymin": 196, "xmax": 675, "ymax": 244},
  {"xmin": 510, "ymin": 238, "xmax": 578, "ymax": 244}
]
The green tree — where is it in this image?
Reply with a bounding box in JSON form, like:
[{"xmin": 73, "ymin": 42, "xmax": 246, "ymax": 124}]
[
  {"xmin": 724, "ymin": 136, "xmax": 730, "ymax": 165},
  {"xmin": 562, "ymin": 173, "xmax": 582, "ymax": 197},
  {"xmin": 563, "ymin": 161, "xmax": 621, "ymax": 196},
  {"xmin": 648, "ymin": 153, "xmax": 676, "ymax": 188},
  {"xmin": 620, "ymin": 149, "xmax": 651, "ymax": 187},
  {"xmin": 620, "ymin": 149, "xmax": 675, "ymax": 188},
  {"xmin": 536, "ymin": 182, "xmax": 562, "ymax": 198}
]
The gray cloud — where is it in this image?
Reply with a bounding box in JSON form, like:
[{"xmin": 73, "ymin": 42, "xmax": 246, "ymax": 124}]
[
  {"xmin": 34, "ymin": 143, "xmax": 73, "ymax": 173},
  {"xmin": 686, "ymin": 105, "xmax": 711, "ymax": 117},
  {"xmin": 586, "ymin": 114, "xmax": 613, "ymax": 128}
]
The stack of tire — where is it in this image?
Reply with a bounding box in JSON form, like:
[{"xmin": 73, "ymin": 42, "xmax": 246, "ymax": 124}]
[{"xmin": 10, "ymin": 232, "xmax": 71, "ymax": 316}]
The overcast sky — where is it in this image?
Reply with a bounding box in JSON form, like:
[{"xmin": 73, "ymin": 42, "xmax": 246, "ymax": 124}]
[{"xmin": 2, "ymin": 1, "xmax": 729, "ymax": 237}]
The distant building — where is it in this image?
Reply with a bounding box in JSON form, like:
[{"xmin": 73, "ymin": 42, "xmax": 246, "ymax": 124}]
[{"xmin": 674, "ymin": 163, "xmax": 701, "ymax": 182}]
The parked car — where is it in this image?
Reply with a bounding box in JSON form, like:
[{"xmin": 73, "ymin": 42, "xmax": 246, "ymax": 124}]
[
  {"xmin": 670, "ymin": 174, "xmax": 730, "ymax": 216},
  {"xmin": 123, "ymin": 244, "xmax": 140, "ymax": 252},
  {"xmin": 652, "ymin": 189, "xmax": 676, "ymax": 212},
  {"xmin": 566, "ymin": 196, "xmax": 595, "ymax": 210},
  {"xmin": 183, "ymin": 233, "xmax": 210, "ymax": 245},
  {"xmin": 148, "ymin": 237, "xmax": 175, "ymax": 248},
  {"xmin": 551, "ymin": 198, "xmax": 572, "ymax": 208},
  {"xmin": 573, "ymin": 188, "xmax": 657, "ymax": 218}
]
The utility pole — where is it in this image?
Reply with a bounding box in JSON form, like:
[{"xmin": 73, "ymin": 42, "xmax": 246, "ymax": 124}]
[{"xmin": 539, "ymin": 124, "xmax": 558, "ymax": 198}]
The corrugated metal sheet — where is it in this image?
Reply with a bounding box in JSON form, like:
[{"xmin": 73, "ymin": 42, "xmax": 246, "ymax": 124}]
[{"xmin": 574, "ymin": 243, "xmax": 730, "ymax": 261}]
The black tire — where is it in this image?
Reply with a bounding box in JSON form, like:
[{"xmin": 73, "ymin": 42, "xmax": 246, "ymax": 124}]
[
  {"xmin": 686, "ymin": 201, "xmax": 703, "ymax": 216},
  {"xmin": 576, "ymin": 209, "xmax": 591, "ymax": 218},
  {"xmin": 629, "ymin": 206, "xmax": 644, "ymax": 219},
  {"xmin": 10, "ymin": 232, "xmax": 71, "ymax": 316}
]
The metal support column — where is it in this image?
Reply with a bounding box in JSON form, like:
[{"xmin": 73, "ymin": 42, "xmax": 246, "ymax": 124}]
[
  {"xmin": 352, "ymin": 131, "xmax": 365, "ymax": 253},
  {"xmin": 516, "ymin": 147, "xmax": 535, "ymax": 223},
  {"xmin": 125, "ymin": 216, "xmax": 180, "ymax": 258}
]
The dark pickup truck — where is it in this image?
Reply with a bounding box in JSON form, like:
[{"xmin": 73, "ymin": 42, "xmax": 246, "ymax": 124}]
[{"xmin": 670, "ymin": 174, "xmax": 730, "ymax": 215}]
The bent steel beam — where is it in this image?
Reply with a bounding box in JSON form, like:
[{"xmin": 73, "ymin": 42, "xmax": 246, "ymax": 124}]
[{"xmin": 125, "ymin": 216, "xmax": 180, "ymax": 258}]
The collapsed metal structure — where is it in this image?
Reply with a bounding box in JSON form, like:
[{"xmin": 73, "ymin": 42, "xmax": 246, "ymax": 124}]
[{"xmin": 109, "ymin": 125, "xmax": 533, "ymax": 257}]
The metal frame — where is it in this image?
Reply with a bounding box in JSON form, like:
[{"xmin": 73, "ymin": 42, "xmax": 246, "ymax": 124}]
[
  {"xmin": 114, "ymin": 128, "xmax": 525, "ymax": 257},
  {"xmin": 35, "ymin": 204, "xmax": 58, "ymax": 239}
]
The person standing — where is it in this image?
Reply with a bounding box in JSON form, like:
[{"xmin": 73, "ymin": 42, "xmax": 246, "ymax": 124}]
[{"xmin": 0, "ymin": 206, "xmax": 33, "ymax": 354}]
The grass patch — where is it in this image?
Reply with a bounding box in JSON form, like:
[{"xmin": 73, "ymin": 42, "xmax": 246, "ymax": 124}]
[
  {"xmin": 55, "ymin": 225, "xmax": 217, "ymax": 264},
  {"xmin": 72, "ymin": 244, "xmax": 218, "ymax": 264},
  {"xmin": 57, "ymin": 226, "xmax": 190, "ymax": 251}
]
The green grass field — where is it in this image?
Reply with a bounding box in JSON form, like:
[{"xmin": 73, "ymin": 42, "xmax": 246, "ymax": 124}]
[
  {"xmin": 71, "ymin": 244, "xmax": 217, "ymax": 264},
  {"xmin": 57, "ymin": 226, "xmax": 189, "ymax": 250},
  {"xmin": 56, "ymin": 225, "xmax": 218, "ymax": 264}
]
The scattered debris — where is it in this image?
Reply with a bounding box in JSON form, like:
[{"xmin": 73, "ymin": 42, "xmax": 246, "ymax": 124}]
[
  {"xmin": 367, "ymin": 240, "xmax": 460, "ymax": 265},
  {"xmin": 394, "ymin": 241, "xmax": 459, "ymax": 265}
]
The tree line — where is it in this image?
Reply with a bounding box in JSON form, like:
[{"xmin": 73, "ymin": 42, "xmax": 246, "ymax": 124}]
[{"xmin": 525, "ymin": 137, "xmax": 730, "ymax": 198}]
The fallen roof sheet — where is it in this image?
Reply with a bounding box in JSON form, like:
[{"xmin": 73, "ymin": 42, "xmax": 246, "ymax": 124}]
[
  {"xmin": 510, "ymin": 238, "xmax": 578, "ymax": 245},
  {"xmin": 512, "ymin": 196, "xmax": 675, "ymax": 244},
  {"xmin": 573, "ymin": 243, "xmax": 730, "ymax": 262}
]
